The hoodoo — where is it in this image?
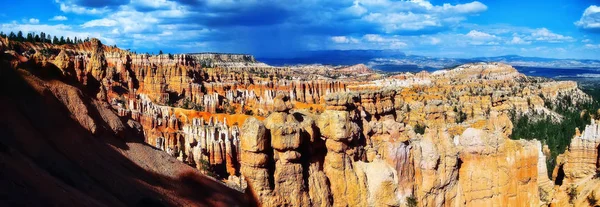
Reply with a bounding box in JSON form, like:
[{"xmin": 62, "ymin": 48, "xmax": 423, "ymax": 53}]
[{"xmin": 1, "ymin": 35, "xmax": 599, "ymax": 206}]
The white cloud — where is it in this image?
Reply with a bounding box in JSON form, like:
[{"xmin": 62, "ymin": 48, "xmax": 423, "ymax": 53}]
[
  {"xmin": 529, "ymin": 28, "xmax": 573, "ymax": 42},
  {"xmin": 390, "ymin": 41, "xmax": 408, "ymax": 48},
  {"xmin": 342, "ymin": 0, "xmax": 367, "ymax": 17},
  {"xmin": 466, "ymin": 30, "xmax": 495, "ymax": 39},
  {"xmin": 50, "ymin": 16, "xmax": 68, "ymax": 21},
  {"xmin": 582, "ymin": 39, "xmax": 591, "ymax": 43},
  {"xmin": 82, "ymin": 19, "xmax": 118, "ymax": 28},
  {"xmin": 59, "ymin": 3, "xmax": 109, "ymax": 15},
  {"xmin": 159, "ymin": 31, "xmax": 173, "ymax": 36},
  {"xmin": 508, "ymin": 36, "xmax": 531, "ymax": 45},
  {"xmin": 130, "ymin": 0, "xmax": 178, "ymax": 9},
  {"xmin": 19, "ymin": 0, "xmax": 588, "ymax": 58},
  {"xmin": 357, "ymin": 1, "xmax": 487, "ymax": 33},
  {"xmin": 439, "ymin": 1, "xmax": 487, "ymax": 14},
  {"xmin": 81, "ymin": 8, "xmax": 160, "ymax": 33},
  {"xmin": 28, "ymin": 18, "xmax": 39, "ymax": 24},
  {"xmin": 585, "ymin": 44, "xmax": 600, "ymax": 49},
  {"xmin": 363, "ymin": 34, "xmax": 386, "ymax": 42},
  {"xmin": 362, "ymin": 34, "xmax": 407, "ymax": 48},
  {"xmin": 331, "ymin": 36, "xmax": 359, "ymax": 44},
  {"xmin": 464, "ymin": 30, "xmax": 499, "ymax": 45},
  {"xmin": 132, "ymin": 33, "xmax": 160, "ymax": 42},
  {"xmin": 575, "ymin": 5, "xmax": 600, "ymax": 30}
]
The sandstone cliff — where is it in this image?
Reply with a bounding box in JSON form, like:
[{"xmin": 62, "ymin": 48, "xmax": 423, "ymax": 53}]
[{"xmin": 2, "ymin": 38, "xmax": 597, "ymax": 207}]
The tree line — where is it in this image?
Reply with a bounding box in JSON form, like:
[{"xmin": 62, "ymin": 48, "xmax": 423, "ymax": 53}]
[
  {"xmin": 510, "ymin": 90, "xmax": 600, "ymax": 178},
  {"xmin": 0, "ymin": 31, "xmax": 90, "ymax": 45}
]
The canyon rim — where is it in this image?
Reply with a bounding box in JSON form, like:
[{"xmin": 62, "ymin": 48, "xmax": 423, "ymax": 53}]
[{"xmin": 1, "ymin": 0, "xmax": 600, "ymax": 206}]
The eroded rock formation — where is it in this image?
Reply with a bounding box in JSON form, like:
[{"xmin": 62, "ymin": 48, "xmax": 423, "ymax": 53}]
[
  {"xmin": 551, "ymin": 120, "xmax": 600, "ymax": 206},
  {"xmin": 3, "ymin": 38, "xmax": 598, "ymax": 207}
]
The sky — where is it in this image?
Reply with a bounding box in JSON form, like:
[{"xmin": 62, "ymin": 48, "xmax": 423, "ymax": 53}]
[{"xmin": 0, "ymin": 0, "xmax": 599, "ymax": 59}]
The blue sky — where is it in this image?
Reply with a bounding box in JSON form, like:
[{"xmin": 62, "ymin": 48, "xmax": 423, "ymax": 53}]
[{"xmin": 0, "ymin": 0, "xmax": 599, "ymax": 59}]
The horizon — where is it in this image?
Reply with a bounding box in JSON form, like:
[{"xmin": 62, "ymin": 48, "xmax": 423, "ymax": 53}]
[{"xmin": 0, "ymin": 0, "xmax": 599, "ymax": 60}]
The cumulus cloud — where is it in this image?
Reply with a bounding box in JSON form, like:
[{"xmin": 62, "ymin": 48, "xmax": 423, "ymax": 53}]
[
  {"xmin": 59, "ymin": 3, "xmax": 110, "ymax": 15},
  {"xmin": 529, "ymin": 28, "xmax": 573, "ymax": 42},
  {"xmin": 358, "ymin": 1, "xmax": 487, "ymax": 33},
  {"xmin": 331, "ymin": 36, "xmax": 359, "ymax": 44},
  {"xmin": 82, "ymin": 19, "xmax": 118, "ymax": 28},
  {"xmin": 439, "ymin": 1, "xmax": 487, "ymax": 14},
  {"xmin": 466, "ymin": 30, "xmax": 495, "ymax": 39},
  {"xmin": 585, "ymin": 44, "xmax": 600, "ymax": 49},
  {"xmin": 464, "ymin": 30, "xmax": 499, "ymax": 45},
  {"xmin": 331, "ymin": 34, "xmax": 408, "ymax": 49},
  {"xmin": 55, "ymin": 0, "xmax": 125, "ymax": 14},
  {"xmin": 362, "ymin": 34, "xmax": 407, "ymax": 48},
  {"xmin": 363, "ymin": 34, "xmax": 387, "ymax": 42},
  {"xmin": 342, "ymin": 1, "xmax": 367, "ymax": 17},
  {"xmin": 36, "ymin": 0, "xmax": 491, "ymax": 55},
  {"xmin": 50, "ymin": 16, "xmax": 68, "ymax": 21},
  {"xmin": 28, "ymin": 18, "xmax": 39, "ymax": 24},
  {"xmin": 81, "ymin": 8, "xmax": 160, "ymax": 33},
  {"xmin": 508, "ymin": 36, "xmax": 531, "ymax": 45},
  {"xmin": 575, "ymin": 5, "xmax": 600, "ymax": 32},
  {"xmin": 69, "ymin": 0, "xmax": 126, "ymax": 8},
  {"xmin": 4, "ymin": 0, "xmax": 590, "ymax": 58}
]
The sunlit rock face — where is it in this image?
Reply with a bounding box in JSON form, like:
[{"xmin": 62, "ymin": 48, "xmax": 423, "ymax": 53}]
[{"xmin": 6, "ymin": 39, "xmax": 599, "ymax": 207}]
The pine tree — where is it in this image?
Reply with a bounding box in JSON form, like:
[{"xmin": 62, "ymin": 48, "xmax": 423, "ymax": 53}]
[
  {"xmin": 59, "ymin": 36, "xmax": 65, "ymax": 44},
  {"xmin": 66, "ymin": 37, "xmax": 71, "ymax": 44},
  {"xmin": 9, "ymin": 32, "xmax": 16, "ymax": 40},
  {"xmin": 159, "ymin": 50, "xmax": 164, "ymax": 55},
  {"xmin": 74, "ymin": 37, "xmax": 78, "ymax": 44},
  {"xmin": 0, "ymin": 31, "xmax": 5, "ymax": 38},
  {"xmin": 26, "ymin": 33, "xmax": 33, "ymax": 42},
  {"xmin": 17, "ymin": 31, "xmax": 24, "ymax": 42},
  {"xmin": 34, "ymin": 34, "xmax": 40, "ymax": 43},
  {"xmin": 46, "ymin": 34, "xmax": 51, "ymax": 43},
  {"xmin": 53, "ymin": 36, "xmax": 59, "ymax": 44}
]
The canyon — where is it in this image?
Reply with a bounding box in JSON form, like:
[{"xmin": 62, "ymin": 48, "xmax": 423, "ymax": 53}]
[{"xmin": 2, "ymin": 37, "xmax": 600, "ymax": 207}]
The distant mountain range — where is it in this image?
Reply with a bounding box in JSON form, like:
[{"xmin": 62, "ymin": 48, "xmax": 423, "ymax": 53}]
[{"xmin": 258, "ymin": 50, "xmax": 600, "ymax": 73}]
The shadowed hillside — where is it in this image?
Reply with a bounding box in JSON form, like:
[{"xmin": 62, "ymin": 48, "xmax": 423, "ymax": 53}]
[{"xmin": 0, "ymin": 47, "xmax": 249, "ymax": 206}]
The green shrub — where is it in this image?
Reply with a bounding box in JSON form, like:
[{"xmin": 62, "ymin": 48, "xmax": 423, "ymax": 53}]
[
  {"xmin": 414, "ymin": 123, "xmax": 426, "ymax": 135},
  {"xmin": 569, "ymin": 184, "xmax": 578, "ymax": 203},
  {"xmin": 588, "ymin": 191, "xmax": 598, "ymax": 206},
  {"xmin": 406, "ymin": 195, "xmax": 418, "ymax": 207}
]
